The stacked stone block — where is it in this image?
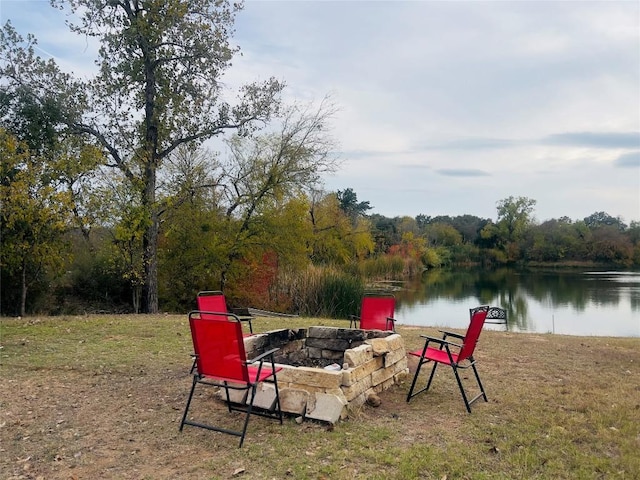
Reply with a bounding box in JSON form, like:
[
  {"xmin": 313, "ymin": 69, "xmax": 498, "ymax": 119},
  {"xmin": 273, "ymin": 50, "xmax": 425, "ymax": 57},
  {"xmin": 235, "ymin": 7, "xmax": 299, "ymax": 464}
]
[
  {"xmin": 341, "ymin": 332, "xmax": 409, "ymax": 409},
  {"xmin": 232, "ymin": 326, "xmax": 409, "ymax": 424}
]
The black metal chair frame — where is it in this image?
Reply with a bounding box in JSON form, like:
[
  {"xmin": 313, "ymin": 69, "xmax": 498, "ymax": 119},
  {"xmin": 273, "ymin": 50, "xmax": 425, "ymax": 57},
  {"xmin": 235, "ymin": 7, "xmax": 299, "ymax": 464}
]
[
  {"xmin": 406, "ymin": 306, "xmax": 489, "ymax": 413},
  {"xmin": 180, "ymin": 312, "xmax": 283, "ymax": 448},
  {"xmin": 406, "ymin": 332, "xmax": 487, "ymax": 413}
]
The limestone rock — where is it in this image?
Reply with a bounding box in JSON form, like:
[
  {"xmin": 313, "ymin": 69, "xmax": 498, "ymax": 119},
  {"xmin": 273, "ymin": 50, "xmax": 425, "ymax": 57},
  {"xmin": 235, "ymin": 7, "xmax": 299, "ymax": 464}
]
[{"xmin": 366, "ymin": 392, "xmax": 382, "ymax": 407}]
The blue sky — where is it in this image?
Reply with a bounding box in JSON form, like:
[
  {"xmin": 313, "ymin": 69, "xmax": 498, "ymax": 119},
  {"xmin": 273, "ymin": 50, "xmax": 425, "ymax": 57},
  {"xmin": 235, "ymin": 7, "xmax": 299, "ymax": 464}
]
[{"xmin": 2, "ymin": 0, "xmax": 639, "ymax": 223}]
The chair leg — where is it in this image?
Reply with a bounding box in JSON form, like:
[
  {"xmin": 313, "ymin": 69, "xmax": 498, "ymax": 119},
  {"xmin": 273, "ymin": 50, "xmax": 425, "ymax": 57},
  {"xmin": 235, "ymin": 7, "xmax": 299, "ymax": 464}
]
[
  {"xmin": 426, "ymin": 361, "xmax": 438, "ymax": 390},
  {"xmin": 236, "ymin": 377, "xmax": 284, "ymax": 447},
  {"xmin": 407, "ymin": 358, "xmax": 438, "ymax": 401},
  {"xmin": 406, "ymin": 357, "xmax": 424, "ymax": 401},
  {"xmin": 179, "ymin": 375, "xmax": 198, "ymax": 431},
  {"xmin": 451, "ymin": 365, "xmax": 472, "ymax": 413},
  {"xmin": 222, "ymin": 381, "xmax": 234, "ymax": 412},
  {"xmin": 238, "ymin": 384, "xmax": 257, "ymax": 448},
  {"xmin": 271, "ymin": 369, "xmax": 284, "ymax": 425},
  {"xmin": 470, "ymin": 362, "xmax": 488, "ymax": 403},
  {"xmin": 452, "ymin": 362, "xmax": 487, "ymax": 413}
]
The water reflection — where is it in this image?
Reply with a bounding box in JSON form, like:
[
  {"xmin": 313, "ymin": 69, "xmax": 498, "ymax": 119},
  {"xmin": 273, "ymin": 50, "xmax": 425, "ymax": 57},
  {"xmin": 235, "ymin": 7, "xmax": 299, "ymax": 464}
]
[{"xmin": 394, "ymin": 269, "xmax": 640, "ymax": 337}]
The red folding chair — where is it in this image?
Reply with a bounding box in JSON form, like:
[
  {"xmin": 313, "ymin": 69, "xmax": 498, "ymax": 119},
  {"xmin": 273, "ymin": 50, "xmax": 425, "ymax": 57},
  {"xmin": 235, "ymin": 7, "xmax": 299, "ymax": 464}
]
[
  {"xmin": 349, "ymin": 294, "xmax": 397, "ymax": 331},
  {"xmin": 189, "ymin": 291, "xmax": 255, "ymax": 373},
  {"xmin": 197, "ymin": 290, "xmax": 255, "ymax": 334},
  {"xmin": 179, "ymin": 311, "xmax": 283, "ymax": 447},
  {"xmin": 406, "ymin": 305, "xmax": 489, "ymax": 412}
]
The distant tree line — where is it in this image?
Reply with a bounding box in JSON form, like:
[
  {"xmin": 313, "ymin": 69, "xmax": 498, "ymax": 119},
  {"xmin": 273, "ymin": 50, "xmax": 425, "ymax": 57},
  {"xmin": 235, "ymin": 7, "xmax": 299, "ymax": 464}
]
[{"xmin": 370, "ymin": 199, "xmax": 639, "ymax": 269}]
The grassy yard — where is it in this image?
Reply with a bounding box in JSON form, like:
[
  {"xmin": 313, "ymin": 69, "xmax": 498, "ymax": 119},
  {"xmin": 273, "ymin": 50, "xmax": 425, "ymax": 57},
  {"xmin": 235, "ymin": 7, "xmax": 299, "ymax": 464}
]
[{"xmin": 1, "ymin": 314, "xmax": 639, "ymax": 479}]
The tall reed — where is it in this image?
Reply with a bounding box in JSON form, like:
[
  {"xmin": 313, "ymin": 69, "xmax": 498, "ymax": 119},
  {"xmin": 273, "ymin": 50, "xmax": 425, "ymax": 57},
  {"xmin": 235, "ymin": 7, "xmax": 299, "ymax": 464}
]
[
  {"xmin": 270, "ymin": 265, "xmax": 364, "ymax": 318},
  {"xmin": 357, "ymin": 255, "xmax": 405, "ymax": 278},
  {"xmin": 355, "ymin": 255, "xmax": 424, "ymax": 279}
]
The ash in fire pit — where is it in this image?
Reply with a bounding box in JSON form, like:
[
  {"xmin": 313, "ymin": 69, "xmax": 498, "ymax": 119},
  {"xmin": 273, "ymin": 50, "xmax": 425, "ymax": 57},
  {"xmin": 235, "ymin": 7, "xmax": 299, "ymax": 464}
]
[{"xmin": 242, "ymin": 326, "xmax": 409, "ymax": 423}]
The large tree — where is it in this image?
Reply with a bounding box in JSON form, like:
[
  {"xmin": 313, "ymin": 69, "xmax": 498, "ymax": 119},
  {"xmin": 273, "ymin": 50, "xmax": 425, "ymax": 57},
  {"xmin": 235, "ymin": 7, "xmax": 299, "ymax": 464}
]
[
  {"xmin": 1, "ymin": 0, "xmax": 283, "ymax": 312},
  {"xmin": 216, "ymin": 101, "xmax": 338, "ymax": 287},
  {"xmin": 496, "ymin": 195, "xmax": 537, "ymax": 242}
]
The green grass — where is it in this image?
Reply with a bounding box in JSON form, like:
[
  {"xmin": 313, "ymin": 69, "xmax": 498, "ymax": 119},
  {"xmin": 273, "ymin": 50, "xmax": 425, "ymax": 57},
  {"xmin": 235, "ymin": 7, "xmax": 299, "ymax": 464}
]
[{"xmin": 1, "ymin": 315, "xmax": 639, "ymax": 479}]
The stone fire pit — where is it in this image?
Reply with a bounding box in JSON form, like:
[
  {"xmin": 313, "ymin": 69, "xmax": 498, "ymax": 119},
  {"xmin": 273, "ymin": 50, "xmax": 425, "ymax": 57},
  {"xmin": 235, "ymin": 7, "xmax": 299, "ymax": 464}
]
[{"xmin": 236, "ymin": 326, "xmax": 409, "ymax": 424}]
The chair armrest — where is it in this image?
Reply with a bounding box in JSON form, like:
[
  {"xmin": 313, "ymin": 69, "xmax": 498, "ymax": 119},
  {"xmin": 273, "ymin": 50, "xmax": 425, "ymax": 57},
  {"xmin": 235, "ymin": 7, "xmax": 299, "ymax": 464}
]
[
  {"xmin": 247, "ymin": 347, "xmax": 279, "ymax": 365},
  {"xmin": 230, "ymin": 307, "xmax": 252, "ymax": 317},
  {"xmin": 419, "ymin": 335, "xmax": 463, "ymax": 349},
  {"xmin": 438, "ymin": 329, "xmax": 465, "ymax": 340},
  {"xmin": 230, "ymin": 308, "xmax": 255, "ymax": 334}
]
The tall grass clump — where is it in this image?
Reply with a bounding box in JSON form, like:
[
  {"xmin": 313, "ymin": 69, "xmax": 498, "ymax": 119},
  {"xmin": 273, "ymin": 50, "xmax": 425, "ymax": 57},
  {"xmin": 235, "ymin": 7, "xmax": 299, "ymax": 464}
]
[
  {"xmin": 269, "ymin": 265, "xmax": 364, "ymax": 318},
  {"xmin": 357, "ymin": 255, "xmax": 406, "ymax": 279},
  {"xmin": 355, "ymin": 254, "xmax": 426, "ymax": 280},
  {"xmin": 316, "ymin": 269, "xmax": 364, "ymax": 318}
]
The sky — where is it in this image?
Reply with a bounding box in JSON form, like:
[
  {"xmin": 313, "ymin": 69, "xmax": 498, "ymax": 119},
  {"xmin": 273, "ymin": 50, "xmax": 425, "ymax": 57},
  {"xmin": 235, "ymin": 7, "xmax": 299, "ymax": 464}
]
[{"xmin": 2, "ymin": 0, "xmax": 639, "ymax": 224}]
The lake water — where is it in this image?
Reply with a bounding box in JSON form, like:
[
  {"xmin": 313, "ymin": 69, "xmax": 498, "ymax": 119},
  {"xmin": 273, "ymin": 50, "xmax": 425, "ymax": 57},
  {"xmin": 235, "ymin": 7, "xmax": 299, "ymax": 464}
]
[{"xmin": 393, "ymin": 269, "xmax": 640, "ymax": 337}]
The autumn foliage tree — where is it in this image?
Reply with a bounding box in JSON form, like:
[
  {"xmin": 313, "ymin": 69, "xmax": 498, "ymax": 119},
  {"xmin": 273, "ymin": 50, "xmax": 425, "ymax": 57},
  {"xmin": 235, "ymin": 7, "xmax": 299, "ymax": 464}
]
[
  {"xmin": 158, "ymin": 101, "xmax": 339, "ymax": 310},
  {"xmin": 1, "ymin": 0, "xmax": 284, "ymax": 313}
]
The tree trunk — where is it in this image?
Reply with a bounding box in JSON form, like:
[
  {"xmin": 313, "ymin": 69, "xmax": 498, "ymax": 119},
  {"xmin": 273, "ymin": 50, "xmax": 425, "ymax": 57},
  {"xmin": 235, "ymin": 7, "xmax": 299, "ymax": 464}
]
[
  {"xmin": 143, "ymin": 212, "xmax": 159, "ymax": 313},
  {"xmin": 141, "ymin": 49, "xmax": 159, "ymax": 314},
  {"xmin": 20, "ymin": 259, "xmax": 27, "ymax": 317},
  {"xmin": 142, "ymin": 158, "xmax": 159, "ymax": 313},
  {"xmin": 133, "ymin": 285, "xmax": 141, "ymax": 314}
]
